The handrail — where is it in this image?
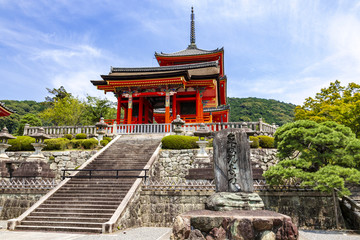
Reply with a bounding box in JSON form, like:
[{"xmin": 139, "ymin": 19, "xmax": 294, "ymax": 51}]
[
  {"xmin": 342, "ymin": 195, "xmax": 360, "ymax": 211},
  {"xmin": 61, "ymin": 169, "xmax": 149, "ymax": 181}
]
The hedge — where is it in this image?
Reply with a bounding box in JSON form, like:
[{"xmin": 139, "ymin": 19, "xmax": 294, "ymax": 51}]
[
  {"xmin": 7, "ymin": 136, "xmax": 35, "ymax": 151},
  {"xmin": 161, "ymin": 135, "xmax": 198, "ymax": 149},
  {"xmin": 44, "ymin": 138, "xmax": 71, "ymax": 150},
  {"xmin": 81, "ymin": 138, "xmax": 98, "ymax": 149},
  {"xmin": 103, "ymin": 137, "xmax": 112, "ymax": 142},
  {"xmin": 75, "ymin": 133, "xmax": 87, "ymax": 139},
  {"xmin": 250, "ymin": 136, "xmax": 259, "ymax": 148},
  {"xmin": 64, "ymin": 134, "xmax": 73, "ymax": 140},
  {"xmin": 258, "ymin": 135, "xmax": 275, "ymax": 148},
  {"xmin": 100, "ymin": 140, "xmax": 109, "ymax": 146}
]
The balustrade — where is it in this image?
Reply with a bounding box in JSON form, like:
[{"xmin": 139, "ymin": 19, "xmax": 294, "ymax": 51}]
[{"xmin": 23, "ymin": 118, "xmax": 277, "ymax": 137}]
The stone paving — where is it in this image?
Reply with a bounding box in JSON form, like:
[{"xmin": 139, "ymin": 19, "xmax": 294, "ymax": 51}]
[{"xmin": 1, "ymin": 221, "xmax": 360, "ymax": 239}]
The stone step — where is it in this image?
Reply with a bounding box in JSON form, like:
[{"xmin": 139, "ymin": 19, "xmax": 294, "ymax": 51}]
[
  {"xmin": 48, "ymin": 196, "xmax": 124, "ymax": 202},
  {"xmin": 15, "ymin": 225, "xmax": 102, "ymax": 233},
  {"xmin": 35, "ymin": 207, "xmax": 115, "ymax": 214},
  {"xmin": 40, "ymin": 204, "xmax": 118, "ymax": 209},
  {"xmin": 44, "ymin": 200, "xmax": 120, "ymax": 205},
  {"xmin": 57, "ymin": 187, "xmax": 132, "ymax": 192},
  {"xmin": 20, "ymin": 220, "xmax": 103, "ymax": 228},
  {"xmin": 30, "ymin": 211, "xmax": 113, "ymax": 218},
  {"xmin": 25, "ymin": 216, "xmax": 110, "ymax": 223}
]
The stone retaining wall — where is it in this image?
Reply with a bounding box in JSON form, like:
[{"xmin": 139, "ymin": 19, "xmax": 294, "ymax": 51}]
[
  {"xmin": 4, "ymin": 150, "xmax": 97, "ymax": 180},
  {"xmin": 125, "ymin": 189, "xmax": 344, "ymax": 230},
  {"xmin": 0, "ymin": 190, "xmax": 48, "ymax": 220},
  {"xmin": 151, "ymin": 148, "xmax": 278, "ymax": 181}
]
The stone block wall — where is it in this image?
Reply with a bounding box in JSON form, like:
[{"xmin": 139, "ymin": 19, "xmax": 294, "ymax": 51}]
[
  {"xmin": 4, "ymin": 150, "xmax": 97, "ymax": 180},
  {"xmin": 259, "ymin": 191, "xmax": 345, "ymax": 229},
  {"xmin": 151, "ymin": 148, "xmax": 278, "ymax": 181},
  {"xmin": 0, "ymin": 190, "xmax": 47, "ymax": 220},
  {"xmin": 120, "ymin": 189, "xmax": 344, "ymax": 230}
]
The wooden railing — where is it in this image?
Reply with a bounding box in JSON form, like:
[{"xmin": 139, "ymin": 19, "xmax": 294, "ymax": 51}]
[{"xmin": 23, "ymin": 118, "xmax": 277, "ymax": 137}]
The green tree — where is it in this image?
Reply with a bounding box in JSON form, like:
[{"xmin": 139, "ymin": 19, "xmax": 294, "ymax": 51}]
[
  {"xmin": 295, "ymin": 80, "xmax": 360, "ymax": 137},
  {"xmin": 264, "ymin": 120, "xmax": 360, "ymax": 196},
  {"xmin": 83, "ymin": 95, "xmax": 116, "ymax": 124},
  {"xmin": 17, "ymin": 113, "xmax": 42, "ymax": 135},
  {"xmin": 0, "ymin": 114, "xmax": 20, "ymax": 134},
  {"xmin": 45, "ymin": 86, "xmax": 72, "ymax": 103},
  {"xmin": 39, "ymin": 96, "xmax": 86, "ymax": 126}
]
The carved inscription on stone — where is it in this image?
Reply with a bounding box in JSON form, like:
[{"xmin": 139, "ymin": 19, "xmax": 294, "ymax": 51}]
[{"xmin": 227, "ymin": 133, "xmax": 240, "ymax": 191}]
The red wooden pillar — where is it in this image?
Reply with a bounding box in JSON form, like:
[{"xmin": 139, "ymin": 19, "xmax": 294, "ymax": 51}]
[
  {"xmin": 124, "ymin": 108, "xmax": 128, "ymax": 124},
  {"xmin": 127, "ymin": 93, "xmax": 133, "ymax": 124},
  {"xmin": 165, "ymin": 91, "xmax": 170, "ymax": 123},
  {"xmin": 144, "ymin": 99, "xmax": 149, "ymax": 124},
  {"xmin": 196, "ymin": 90, "xmax": 200, "ymax": 122},
  {"xmin": 116, "ymin": 94, "xmax": 122, "ymax": 124},
  {"xmin": 172, "ymin": 93, "xmax": 177, "ymax": 120},
  {"xmin": 138, "ymin": 97, "xmax": 144, "ymax": 124}
]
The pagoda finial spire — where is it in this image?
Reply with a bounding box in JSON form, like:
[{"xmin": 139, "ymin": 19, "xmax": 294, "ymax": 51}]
[{"xmin": 189, "ymin": 6, "xmax": 197, "ymax": 49}]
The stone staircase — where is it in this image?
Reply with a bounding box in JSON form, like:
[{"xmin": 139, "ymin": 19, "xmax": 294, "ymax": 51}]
[{"xmin": 13, "ymin": 135, "xmax": 162, "ymax": 233}]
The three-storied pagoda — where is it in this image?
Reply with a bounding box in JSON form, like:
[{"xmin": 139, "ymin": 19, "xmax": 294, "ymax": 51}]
[{"xmin": 91, "ymin": 7, "xmax": 229, "ymax": 124}]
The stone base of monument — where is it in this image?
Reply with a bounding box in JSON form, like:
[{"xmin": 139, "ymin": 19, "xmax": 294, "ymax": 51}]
[
  {"xmin": 206, "ymin": 192, "xmax": 265, "ymax": 211},
  {"xmin": 171, "ymin": 210, "xmax": 298, "ymax": 240}
]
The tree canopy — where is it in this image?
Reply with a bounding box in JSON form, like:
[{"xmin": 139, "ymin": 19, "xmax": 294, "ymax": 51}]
[
  {"xmin": 295, "ymin": 80, "xmax": 360, "ymax": 137},
  {"xmin": 264, "ymin": 120, "xmax": 360, "ymax": 196}
]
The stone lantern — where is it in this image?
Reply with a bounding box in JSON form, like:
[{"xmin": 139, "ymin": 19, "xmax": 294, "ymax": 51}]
[
  {"xmin": 171, "ymin": 115, "xmax": 185, "ymax": 135},
  {"xmin": 0, "ymin": 127, "xmax": 16, "ymax": 160},
  {"xmin": 194, "ymin": 123, "xmax": 211, "ymax": 161},
  {"xmin": 28, "ymin": 127, "xmax": 50, "ymax": 161},
  {"xmin": 96, "ymin": 117, "xmax": 108, "ymax": 142}
]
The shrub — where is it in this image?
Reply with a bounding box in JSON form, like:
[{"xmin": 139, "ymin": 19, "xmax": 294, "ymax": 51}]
[
  {"xmin": 81, "ymin": 138, "xmax": 98, "ymax": 149},
  {"xmin": 250, "ymin": 136, "xmax": 259, "ymax": 148},
  {"xmin": 64, "ymin": 134, "xmax": 73, "ymax": 140},
  {"xmin": 7, "ymin": 136, "xmax": 35, "ymax": 151},
  {"xmin": 103, "ymin": 137, "xmax": 112, "ymax": 142},
  {"xmin": 75, "ymin": 133, "xmax": 87, "ymax": 139},
  {"xmin": 258, "ymin": 135, "xmax": 274, "ymax": 148},
  {"xmin": 44, "ymin": 138, "xmax": 70, "ymax": 150},
  {"xmin": 161, "ymin": 135, "xmax": 198, "ymax": 149},
  {"xmin": 100, "ymin": 140, "xmax": 109, "ymax": 146},
  {"xmin": 70, "ymin": 139, "xmax": 83, "ymax": 149}
]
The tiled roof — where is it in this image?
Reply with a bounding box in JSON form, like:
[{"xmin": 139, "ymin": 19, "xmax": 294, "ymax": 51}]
[
  {"xmin": 111, "ymin": 61, "xmax": 218, "ymax": 73},
  {"xmin": 155, "ymin": 46, "xmax": 223, "ymax": 57},
  {"xmin": 0, "ymin": 102, "xmax": 15, "ymax": 114}
]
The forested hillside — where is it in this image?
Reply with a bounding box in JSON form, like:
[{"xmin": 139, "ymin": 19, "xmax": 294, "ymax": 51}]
[{"xmin": 228, "ymin": 97, "xmax": 296, "ymax": 126}]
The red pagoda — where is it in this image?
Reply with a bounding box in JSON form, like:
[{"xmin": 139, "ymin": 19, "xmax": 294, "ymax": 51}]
[
  {"xmin": 91, "ymin": 7, "xmax": 229, "ymax": 124},
  {"xmin": 0, "ymin": 102, "xmax": 14, "ymax": 117}
]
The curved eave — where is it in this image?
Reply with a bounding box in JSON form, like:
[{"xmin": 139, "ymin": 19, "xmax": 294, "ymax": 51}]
[
  {"xmin": 155, "ymin": 47, "xmax": 224, "ymax": 58},
  {"xmin": 101, "ymin": 71, "xmax": 190, "ymax": 82}
]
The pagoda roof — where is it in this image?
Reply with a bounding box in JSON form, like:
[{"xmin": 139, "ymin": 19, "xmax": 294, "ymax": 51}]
[
  {"xmin": 0, "ymin": 102, "xmax": 14, "ymax": 117},
  {"xmin": 155, "ymin": 46, "xmax": 223, "ymax": 57},
  {"xmin": 111, "ymin": 60, "xmax": 219, "ymax": 73}
]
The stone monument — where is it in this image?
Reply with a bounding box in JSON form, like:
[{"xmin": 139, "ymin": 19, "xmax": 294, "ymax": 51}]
[
  {"xmin": 207, "ymin": 127, "xmax": 264, "ymax": 211},
  {"xmin": 171, "ymin": 128, "xmax": 299, "ymax": 240}
]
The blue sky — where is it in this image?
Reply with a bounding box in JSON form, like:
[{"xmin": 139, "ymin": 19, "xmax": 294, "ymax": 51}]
[{"xmin": 0, "ymin": 0, "xmax": 359, "ymax": 105}]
